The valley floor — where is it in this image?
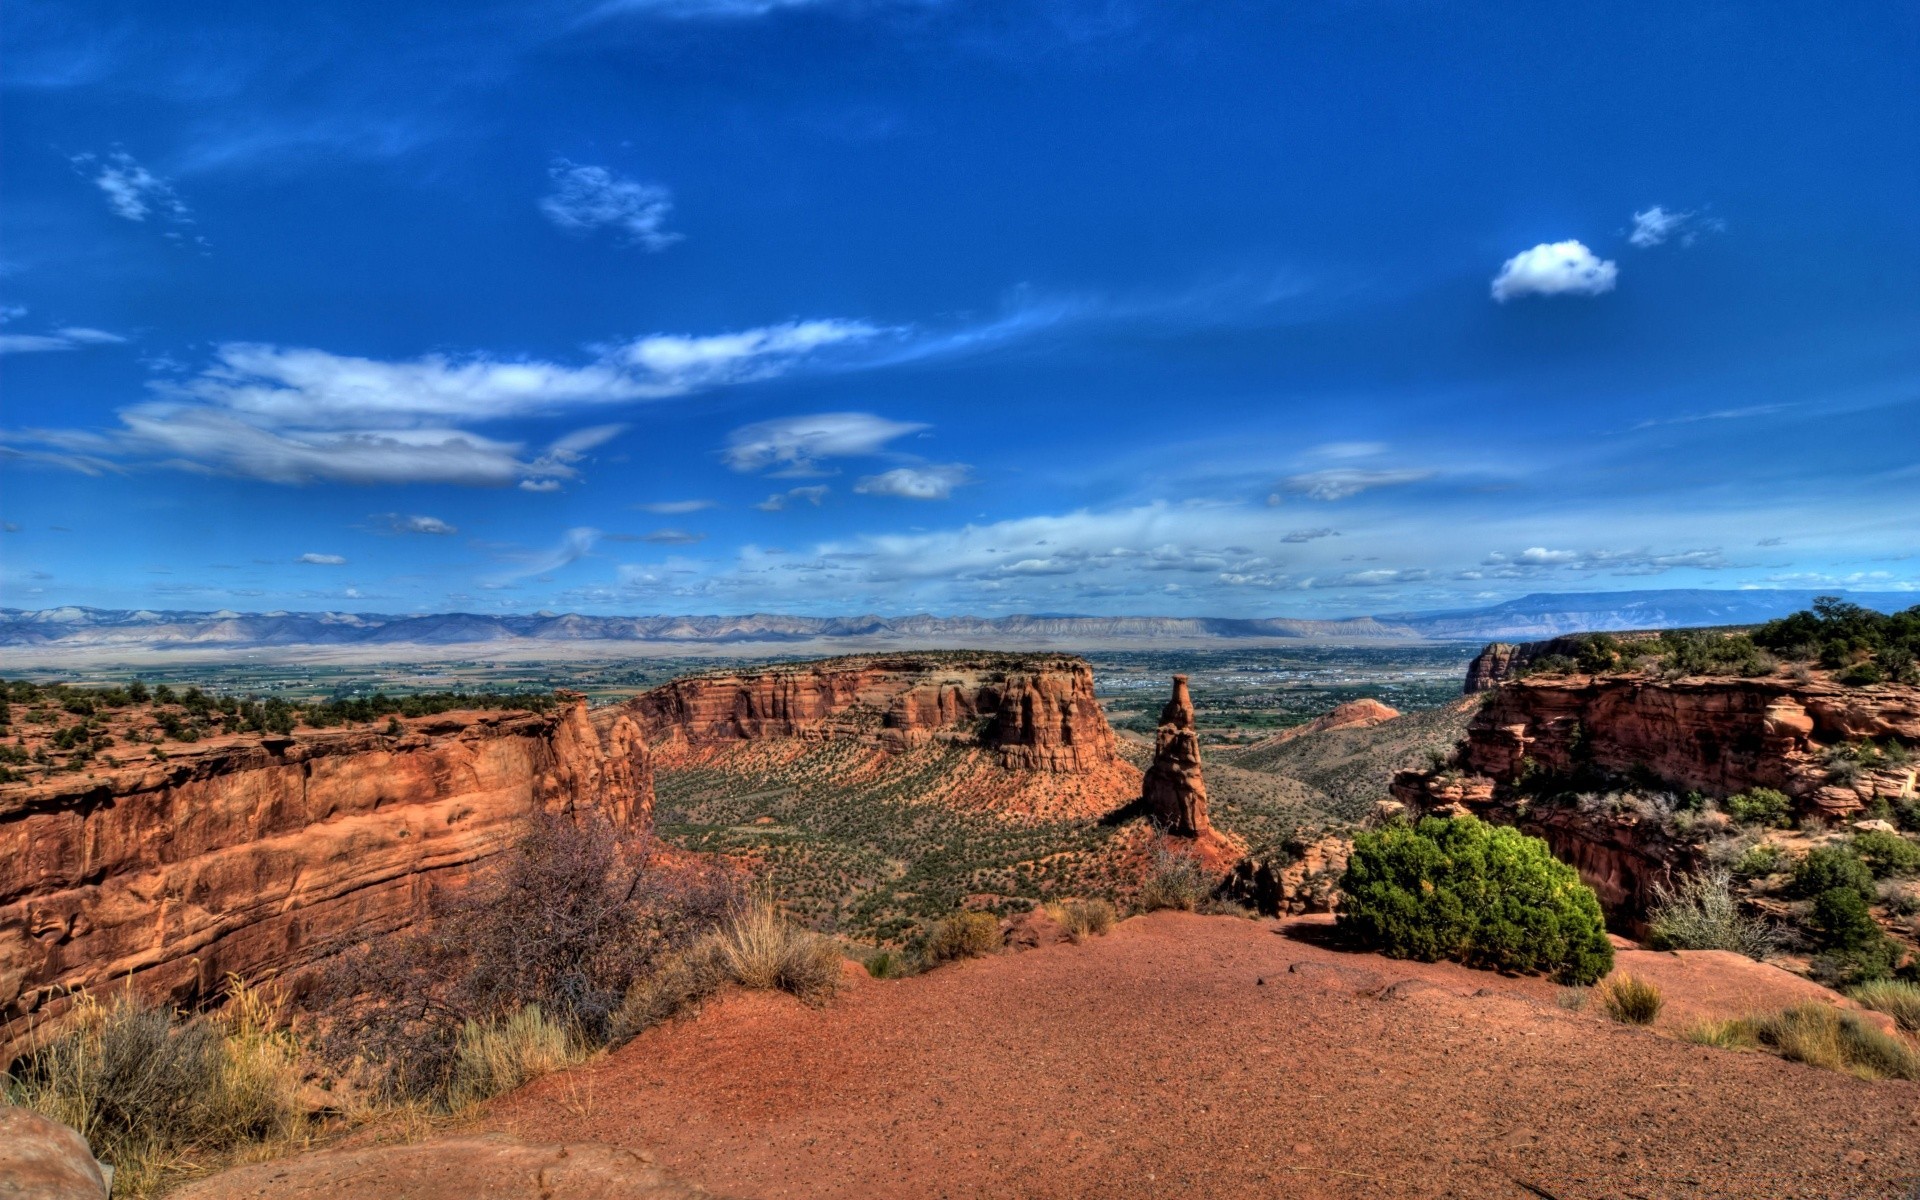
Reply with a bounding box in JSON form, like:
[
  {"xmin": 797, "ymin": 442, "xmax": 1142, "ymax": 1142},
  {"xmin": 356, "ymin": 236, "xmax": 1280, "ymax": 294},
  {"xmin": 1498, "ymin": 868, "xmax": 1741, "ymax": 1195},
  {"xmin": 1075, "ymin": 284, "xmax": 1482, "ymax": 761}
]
[{"xmin": 472, "ymin": 913, "xmax": 1920, "ymax": 1200}]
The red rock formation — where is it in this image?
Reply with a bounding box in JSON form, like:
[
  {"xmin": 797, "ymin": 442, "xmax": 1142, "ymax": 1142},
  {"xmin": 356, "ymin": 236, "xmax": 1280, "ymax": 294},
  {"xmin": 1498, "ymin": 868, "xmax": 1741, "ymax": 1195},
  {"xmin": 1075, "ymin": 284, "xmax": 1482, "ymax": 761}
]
[
  {"xmin": 1463, "ymin": 643, "xmax": 1526, "ymax": 693},
  {"xmin": 1394, "ymin": 668, "xmax": 1920, "ymax": 919},
  {"xmin": 618, "ymin": 653, "xmax": 1119, "ymax": 774},
  {"xmin": 0, "ymin": 699, "xmax": 651, "ymax": 1065},
  {"xmin": 1140, "ymin": 676, "xmax": 1210, "ymax": 837},
  {"xmin": 1248, "ymin": 698, "xmax": 1402, "ymax": 750}
]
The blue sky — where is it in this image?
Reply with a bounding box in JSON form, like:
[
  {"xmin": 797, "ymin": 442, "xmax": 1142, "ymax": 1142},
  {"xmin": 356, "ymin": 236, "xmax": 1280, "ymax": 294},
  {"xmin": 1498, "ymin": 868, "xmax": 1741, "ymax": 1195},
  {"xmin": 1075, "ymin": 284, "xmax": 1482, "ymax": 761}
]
[{"xmin": 3, "ymin": 0, "xmax": 1916, "ymax": 617}]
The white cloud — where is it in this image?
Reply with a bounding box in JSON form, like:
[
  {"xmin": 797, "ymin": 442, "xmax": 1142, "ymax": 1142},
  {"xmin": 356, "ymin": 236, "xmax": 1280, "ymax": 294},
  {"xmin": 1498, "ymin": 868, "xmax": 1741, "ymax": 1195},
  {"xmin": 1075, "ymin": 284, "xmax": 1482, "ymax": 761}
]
[
  {"xmin": 539, "ymin": 160, "xmax": 681, "ymax": 251},
  {"xmin": 854, "ymin": 463, "xmax": 971, "ymax": 500},
  {"xmin": 1281, "ymin": 527, "xmax": 1340, "ymax": 543},
  {"xmin": 1628, "ymin": 205, "xmax": 1690, "ymax": 249},
  {"xmin": 396, "ymin": 514, "xmax": 458, "ymax": 535},
  {"xmin": 1473, "ymin": 546, "xmax": 1734, "ymax": 577},
  {"xmin": 756, "ymin": 485, "xmax": 830, "ymax": 512},
  {"xmin": 587, "ymin": 0, "xmax": 829, "ymax": 19},
  {"xmin": 73, "ymin": 151, "xmax": 205, "ymax": 248},
  {"xmin": 640, "ymin": 529, "xmax": 706, "ymax": 545},
  {"xmin": 7, "ymin": 319, "xmax": 875, "ymax": 488},
  {"xmin": 0, "ymin": 326, "xmax": 127, "ymax": 356},
  {"xmin": 636, "ymin": 499, "xmax": 716, "ymax": 514},
  {"xmin": 725, "ymin": 412, "xmax": 927, "ymax": 475},
  {"xmin": 297, "ymin": 552, "xmax": 347, "ymax": 565},
  {"xmin": 488, "ymin": 527, "xmax": 600, "ymax": 584},
  {"xmin": 1280, "ymin": 467, "xmax": 1433, "ymax": 501},
  {"xmin": 1490, "ymin": 240, "xmax": 1618, "ymax": 302}
]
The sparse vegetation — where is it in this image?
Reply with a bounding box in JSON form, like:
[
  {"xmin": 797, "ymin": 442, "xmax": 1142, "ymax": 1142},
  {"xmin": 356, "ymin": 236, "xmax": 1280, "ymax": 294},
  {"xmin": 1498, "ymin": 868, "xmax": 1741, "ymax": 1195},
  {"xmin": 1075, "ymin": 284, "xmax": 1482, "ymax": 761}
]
[
  {"xmin": 1136, "ymin": 845, "xmax": 1210, "ymax": 913},
  {"xmin": 1646, "ymin": 870, "xmax": 1779, "ymax": 959},
  {"xmin": 1338, "ymin": 814, "xmax": 1615, "ymax": 985},
  {"xmin": 445, "ymin": 1005, "xmax": 590, "ymax": 1110},
  {"xmin": 707, "ymin": 897, "xmax": 845, "ymax": 1001},
  {"xmin": 1688, "ymin": 1004, "xmax": 1920, "ymax": 1080},
  {"xmin": 3, "ymin": 981, "xmax": 308, "ymax": 1197},
  {"xmin": 1046, "ymin": 897, "xmax": 1118, "ymax": 942},
  {"xmin": 1752, "ymin": 596, "xmax": 1920, "ymax": 684},
  {"xmin": 921, "ymin": 910, "xmax": 1002, "ymax": 962},
  {"xmin": 1849, "ymin": 979, "xmax": 1920, "ymax": 1034},
  {"xmin": 1595, "ymin": 973, "xmax": 1664, "ymax": 1025}
]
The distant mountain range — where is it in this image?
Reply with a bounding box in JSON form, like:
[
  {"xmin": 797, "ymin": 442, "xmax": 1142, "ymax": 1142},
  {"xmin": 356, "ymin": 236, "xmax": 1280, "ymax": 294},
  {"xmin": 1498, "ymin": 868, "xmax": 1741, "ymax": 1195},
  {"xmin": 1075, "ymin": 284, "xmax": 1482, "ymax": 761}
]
[{"xmin": 2, "ymin": 590, "xmax": 1912, "ymax": 659}]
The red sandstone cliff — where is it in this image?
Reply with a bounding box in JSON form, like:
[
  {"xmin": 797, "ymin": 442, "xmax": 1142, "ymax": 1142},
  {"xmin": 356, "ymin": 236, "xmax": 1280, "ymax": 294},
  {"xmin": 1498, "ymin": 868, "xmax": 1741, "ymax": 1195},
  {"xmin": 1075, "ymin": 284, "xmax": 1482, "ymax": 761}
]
[
  {"xmin": 0, "ymin": 699, "xmax": 651, "ymax": 1064},
  {"xmin": 615, "ymin": 653, "xmax": 1120, "ymax": 774},
  {"xmin": 1394, "ymin": 669, "xmax": 1920, "ymax": 916}
]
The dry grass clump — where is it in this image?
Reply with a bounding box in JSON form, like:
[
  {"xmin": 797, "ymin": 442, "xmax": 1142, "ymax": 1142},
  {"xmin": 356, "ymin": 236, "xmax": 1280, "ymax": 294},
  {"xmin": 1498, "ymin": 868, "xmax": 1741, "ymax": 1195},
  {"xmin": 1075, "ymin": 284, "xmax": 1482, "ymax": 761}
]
[
  {"xmin": 4, "ymin": 979, "xmax": 308, "ymax": 1197},
  {"xmin": 1686, "ymin": 1003, "xmax": 1920, "ymax": 1081},
  {"xmin": 1646, "ymin": 869, "xmax": 1779, "ymax": 960},
  {"xmin": 708, "ymin": 898, "xmax": 844, "ymax": 1002},
  {"xmin": 923, "ymin": 911, "xmax": 1002, "ymax": 962},
  {"xmin": 1849, "ymin": 979, "xmax": 1920, "ymax": 1035},
  {"xmin": 1046, "ymin": 898, "xmax": 1118, "ymax": 943},
  {"xmin": 1554, "ymin": 986, "xmax": 1590, "ymax": 1011},
  {"xmin": 1136, "ymin": 846, "xmax": 1210, "ymax": 913},
  {"xmin": 1595, "ymin": 973, "xmax": 1664, "ymax": 1025},
  {"xmin": 445, "ymin": 1005, "xmax": 591, "ymax": 1110}
]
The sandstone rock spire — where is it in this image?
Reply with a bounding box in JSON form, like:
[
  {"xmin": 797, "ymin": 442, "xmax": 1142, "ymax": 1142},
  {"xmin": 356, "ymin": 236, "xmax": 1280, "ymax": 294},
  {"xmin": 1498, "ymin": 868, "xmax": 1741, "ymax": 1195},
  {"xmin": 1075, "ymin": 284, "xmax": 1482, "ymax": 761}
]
[{"xmin": 1141, "ymin": 674, "xmax": 1211, "ymax": 837}]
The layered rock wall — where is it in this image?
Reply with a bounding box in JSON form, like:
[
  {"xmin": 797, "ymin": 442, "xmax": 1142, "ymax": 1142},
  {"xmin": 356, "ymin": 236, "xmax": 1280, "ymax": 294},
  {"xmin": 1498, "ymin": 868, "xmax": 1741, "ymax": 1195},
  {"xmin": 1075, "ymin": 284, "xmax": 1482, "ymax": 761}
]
[
  {"xmin": 617, "ymin": 654, "xmax": 1119, "ymax": 773},
  {"xmin": 0, "ymin": 699, "xmax": 652, "ymax": 1064}
]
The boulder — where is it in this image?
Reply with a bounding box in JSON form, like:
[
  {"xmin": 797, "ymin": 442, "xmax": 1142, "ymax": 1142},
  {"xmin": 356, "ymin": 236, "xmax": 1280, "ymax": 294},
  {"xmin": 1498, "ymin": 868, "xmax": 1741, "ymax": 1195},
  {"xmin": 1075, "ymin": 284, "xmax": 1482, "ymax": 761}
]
[{"xmin": 0, "ymin": 1106, "xmax": 108, "ymax": 1200}]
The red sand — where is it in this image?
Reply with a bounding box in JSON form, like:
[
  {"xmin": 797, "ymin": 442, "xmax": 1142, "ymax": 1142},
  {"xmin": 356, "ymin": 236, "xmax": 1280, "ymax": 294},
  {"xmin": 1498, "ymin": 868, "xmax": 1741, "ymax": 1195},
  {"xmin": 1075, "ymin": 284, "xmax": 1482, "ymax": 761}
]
[{"xmin": 483, "ymin": 913, "xmax": 1920, "ymax": 1200}]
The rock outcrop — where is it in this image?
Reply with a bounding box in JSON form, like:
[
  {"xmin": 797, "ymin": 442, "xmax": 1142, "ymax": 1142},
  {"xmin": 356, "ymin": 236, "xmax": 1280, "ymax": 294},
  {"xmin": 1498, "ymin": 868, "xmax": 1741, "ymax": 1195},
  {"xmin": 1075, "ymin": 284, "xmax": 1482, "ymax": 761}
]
[
  {"xmin": 617, "ymin": 653, "xmax": 1119, "ymax": 774},
  {"xmin": 1140, "ymin": 676, "xmax": 1210, "ymax": 837},
  {"xmin": 0, "ymin": 698, "xmax": 652, "ymax": 1065},
  {"xmin": 1397, "ymin": 657, "xmax": 1920, "ymax": 920},
  {"xmin": 0, "ymin": 1106, "xmax": 109, "ymax": 1200},
  {"xmin": 1245, "ymin": 697, "xmax": 1401, "ymax": 749}
]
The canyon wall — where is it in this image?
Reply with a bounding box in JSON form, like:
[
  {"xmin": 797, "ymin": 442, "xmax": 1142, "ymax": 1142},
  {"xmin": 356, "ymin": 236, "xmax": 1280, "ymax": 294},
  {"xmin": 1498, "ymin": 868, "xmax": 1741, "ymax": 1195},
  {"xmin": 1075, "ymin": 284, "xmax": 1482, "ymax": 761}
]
[
  {"xmin": 0, "ymin": 699, "xmax": 652, "ymax": 1064},
  {"xmin": 1398, "ymin": 662, "xmax": 1919, "ymax": 918},
  {"xmin": 616, "ymin": 653, "xmax": 1120, "ymax": 774}
]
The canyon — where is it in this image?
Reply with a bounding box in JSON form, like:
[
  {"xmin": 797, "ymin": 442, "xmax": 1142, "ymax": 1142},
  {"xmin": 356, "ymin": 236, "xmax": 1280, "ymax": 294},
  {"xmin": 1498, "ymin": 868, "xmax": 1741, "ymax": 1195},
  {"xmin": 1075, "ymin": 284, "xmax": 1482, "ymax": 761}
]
[{"xmin": 0, "ymin": 698, "xmax": 652, "ymax": 1064}]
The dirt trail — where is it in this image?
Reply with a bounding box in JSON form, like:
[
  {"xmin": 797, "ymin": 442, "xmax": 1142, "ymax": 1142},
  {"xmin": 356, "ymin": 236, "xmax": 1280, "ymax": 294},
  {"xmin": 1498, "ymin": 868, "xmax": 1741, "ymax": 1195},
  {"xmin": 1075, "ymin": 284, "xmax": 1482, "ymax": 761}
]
[{"xmin": 483, "ymin": 913, "xmax": 1920, "ymax": 1200}]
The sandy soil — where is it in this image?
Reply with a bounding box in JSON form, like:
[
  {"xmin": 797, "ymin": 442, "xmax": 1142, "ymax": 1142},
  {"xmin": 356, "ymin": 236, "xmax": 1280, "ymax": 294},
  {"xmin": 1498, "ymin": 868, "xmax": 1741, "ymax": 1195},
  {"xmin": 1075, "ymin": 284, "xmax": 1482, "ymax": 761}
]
[{"xmin": 480, "ymin": 913, "xmax": 1920, "ymax": 1200}]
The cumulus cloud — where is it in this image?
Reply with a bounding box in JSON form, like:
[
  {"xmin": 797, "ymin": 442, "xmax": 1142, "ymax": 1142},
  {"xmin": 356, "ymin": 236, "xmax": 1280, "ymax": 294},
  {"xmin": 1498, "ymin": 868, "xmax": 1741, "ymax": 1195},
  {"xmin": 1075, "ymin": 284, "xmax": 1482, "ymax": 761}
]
[
  {"xmin": 854, "ymin": 463, "xmax": 971, "ymax": 500},
  {"xmin": 539, "ymin": 160, "xmax": 681, "ymax": 250},
  {"xmin": 1279, "ymin": 468, "xmax": 1433, "ymax": 501},
  {"xmin": 755, "ymin": 485, "xmax": 830, "ymax": 511},
  {"xmin": 636, "ymin": 499, "xmax": 716, "ymax": 514},
  {"xmin": 1490, "ymin": 240, "xmax": 1618, "ymax": 302},
  {"xmin": 725, "ymin": 412, "xmax": 927, "ymax": 475},
  {"xmin": 6, "ymin": 320, "xmax": 875, "ymax": 488},
  {"xmin": 297, "ymin": 552, "xmax": 347, "ymax": 565}
]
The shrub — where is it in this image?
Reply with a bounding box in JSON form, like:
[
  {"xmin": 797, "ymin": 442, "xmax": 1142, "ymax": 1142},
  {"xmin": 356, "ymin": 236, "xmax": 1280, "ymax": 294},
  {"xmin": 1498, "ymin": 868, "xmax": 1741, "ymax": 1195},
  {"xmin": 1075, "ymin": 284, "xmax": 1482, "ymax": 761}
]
[
  {"xmin": 1337, "ymin": 815, "xmax": 1614, "ymax": 985},
  {"xmin": 1725, "ymin": 788, "xmax": 1793, "ymax": 828},
  {"xmin": 445, "ymin": 1005, "xmax": 588, "ymax": 1110},
  {"xmin": 4, "ymin": 982, "xmax": 307, "ymax": 1196},
  {"xmin": 1595, "ymin": 973, "xmax": 1663, "ymax": 1025},
  {"xmin": 611, "ymin": 947, "xmax": 722, "ymax": 1040},
  {"xmin": 1136, "ymin": 846, "xmax": 1210, "ymax": 913},
  {"xmin": 1732, "ymin": 842, "xmax": 1787, "ymax": 877},
  {"xmin": 708, "ymin": 898, "xmax": 843, "ymax": 1002},
  {"xmin": 1849, "ymin": 979, "xmax": 1920, "ymax": 1035},
  {"xmin": 1646, "ymin": 870, "xmax": 1778, "ymax": 960},
  {"xmin": 1747, "ymin": 1003, "xmax": 1920, "ymax": 1081},
  {"xmin": 1554, "ymin": 986, "xmax": 1589, "ymax": 1011},
  {"xmin": 1852, "ymin": 829, "xmax": 1920, "ymax": 879},
  {"xmin": 922, "ymin": 911, "xmax": 1002, "ymax": 962},
  {"xmin": 1046, "ymin": 898, "xmax": 1117, "ymax": 943},
  {"xmin": 1792, "ymin": 845, "xmax": 1874, "ymax": 902},
  {"xmin": 1809, "ymin": 887, "xmax": 1883, "ymax": 953}
]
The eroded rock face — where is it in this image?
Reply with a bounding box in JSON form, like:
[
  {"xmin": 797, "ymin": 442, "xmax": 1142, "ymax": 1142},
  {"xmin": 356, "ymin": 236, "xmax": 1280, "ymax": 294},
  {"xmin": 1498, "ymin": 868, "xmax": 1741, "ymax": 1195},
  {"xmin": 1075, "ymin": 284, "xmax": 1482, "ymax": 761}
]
[
  {"xmin": 1141, "ymin": 676, "xmax": 1210, "ymax": 837},
  {"xmin": 1395, "ymin": 665, "xmax": 1920, "ymax": 920},
  {"xmin": 0, "ymin": 699, "xmax": 651, "ymax": 1065},
  {"xmin": 618, "ymin": 654, "xmax": 1120, "ymax": 774}
]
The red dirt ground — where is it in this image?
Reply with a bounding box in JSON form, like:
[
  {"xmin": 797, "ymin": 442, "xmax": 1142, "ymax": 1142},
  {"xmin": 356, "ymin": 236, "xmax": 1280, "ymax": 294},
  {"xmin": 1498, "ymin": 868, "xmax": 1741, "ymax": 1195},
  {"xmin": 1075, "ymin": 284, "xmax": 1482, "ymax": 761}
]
[{"xmin": 482, "ymin": 913, "xmax": 1920, "ymax": 1200}]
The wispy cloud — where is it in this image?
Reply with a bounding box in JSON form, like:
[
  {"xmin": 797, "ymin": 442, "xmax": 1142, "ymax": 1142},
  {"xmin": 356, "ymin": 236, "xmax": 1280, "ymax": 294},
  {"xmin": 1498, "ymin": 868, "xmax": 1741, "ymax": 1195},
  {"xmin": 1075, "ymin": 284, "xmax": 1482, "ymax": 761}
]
[
  {"xmin": 1629, "ymin": 404, "xmax": 1785, "ymax": 431},
  {"xmin": 372, "ymin": 513, "xmax": 459, "ymax": 535},
  {"xmin": 1490, "ymin": 240, "xmax": 1617, "ymax": 302},
  {"xmin": 1464, "ymin": 545, "xmax": 1736, "ymax": 579},
  {"xmin": 725, "ymin": 412, "xmax": 927, "ymax": 475},
  {"xmin": 72, "ymin": 150, "xmax": 206, "ymax": 248},
  {"xmin": 1277, "ymin": 468, "xmax": 1432, "ymax": 501},
  {"xmin": 0, "ymin": 326, "xmax": 125, "ymax": 355},
  {"xmin": 487, "ymin": 527, "xmax": 600, "ymax": 584},
  {"xmin": 1629, "ymin": 205, "xmax": 1688, "ymax": 249},
  {"xmin": 296, "ymin": 552, "xmax": 347, "ymax": 565},
  {"xmin": 539, "ymin": 160, "xmax": 680, "ymax": 250},
  {"xmin": 635, "ymin": 499, "xmax": 716, "ymax": 514},
  {"xmin": 854, "ymin": 463, "xmax": 971, "ymax": 500},
  {"xmin": 755, "ymin": 485, "xmax": 830, "ymax": 511}
]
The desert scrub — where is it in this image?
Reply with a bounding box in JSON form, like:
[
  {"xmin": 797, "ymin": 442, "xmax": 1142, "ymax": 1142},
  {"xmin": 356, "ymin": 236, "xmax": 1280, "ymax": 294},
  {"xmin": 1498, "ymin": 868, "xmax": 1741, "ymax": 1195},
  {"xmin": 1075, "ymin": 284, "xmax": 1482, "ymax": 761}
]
[
  {"xmin": 446, "ymin": 1005, "xmax": 590, "ymax": 1110},
  {"xmin": 1046, "ymin": 898, "xmax": 1118, "ymax": 942},
  {"xmin": 1595, "ymin": 974, "xmax": 1664, "ymax": 1025},
  {"xmin": 708, "ymin": 897, "xmax": 844, "ymax": 1002},
  {"xmin": 1724, "ymin": 1003, "xmax": 1920, "ymax": 1081},
  {"xmin": 4, "ymin": 981, "xmax": 308, "ymax": 1197},
  {"xmin": 1731, "ymin": 841, "xmax": 1786, "ymax": 878},
  {"xmin": 1338, "ymin": 814, "xmax": 1614, "ymax": 985},
  {"xmin": 1725, "ymin": 788, "xmax": 1793, "ymax": 828},
  {"xmin": 1554, "ymin": 986, "xmax": 1589, "ymax": 1011},
  {"xmin": 922, "ymin": 910, "xmax": 1002, "ymax": 962},
  {"xmin": 1136, "ymin": 845, "xmax": 1210, "ymax": 913},
  {"xmin": 1646, "ymin": 870, "xmax": 1778, "ymax": 960},
  {"xmin": 1849, "ymin": 980, "xmax": 1920, "ymax": 1035},
  {"xmin": 1851, "ymin": 829, "xmax": 1920, "ymax": 878}
]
